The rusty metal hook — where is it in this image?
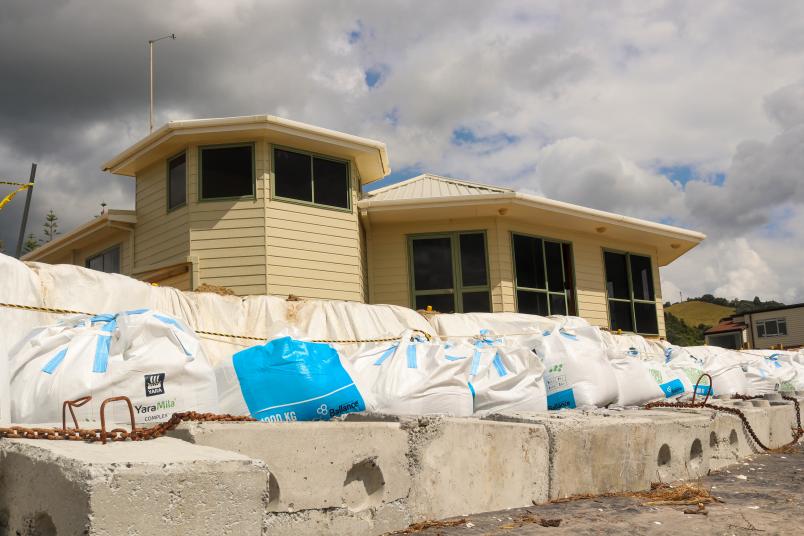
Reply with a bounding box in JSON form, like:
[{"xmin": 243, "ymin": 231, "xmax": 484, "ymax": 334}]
[
  {"xmin": 691, "ymin": 373, "xmax": 713, "ymax": 406},
  {"xmin": 62, "ymin": 396, "xmax": 92, "ymax": 432},
  {"xmin": 99, "ymin": 396, "xmax": 137, "ymax": 445}
]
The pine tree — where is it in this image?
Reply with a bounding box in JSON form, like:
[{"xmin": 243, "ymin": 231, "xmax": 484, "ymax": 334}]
[
  {"xmin": 23, "ymin": 233, "xmax": 40, "ymax": 253},
  {"xmin": 43, "ymin": 209, "xmax": 60, "ymax": 242}
]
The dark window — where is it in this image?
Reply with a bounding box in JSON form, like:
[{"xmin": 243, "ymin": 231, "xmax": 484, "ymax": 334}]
[
  {"xmin": 603, "ymin": 250, "xmax": 658, "ymax": 334},
  {"xmin": 167, "ymin": 153, "xmax": 186, "ymax": 209},
  {"xmin": 412, "ymin": 237, "xmax": 453, "ymax": 291},
  {"xmin": 757, "ymin": 323, "xmax": 766, "ymax": 337},
  {"xmin": 85, "ymin": 246, "xmax": 121, "ymax": 274},
  {"xmin": 764, "ymin": 320, "xmax": 779, "ymax": 336},
  {"xmin": 779, "ymin": 319, "xmax": 787, "ymax": 336},
  {"xmin": 512, "ymin": 234, "xmax": 575, "ymax": 316},
  {"xmin": 274, "ymin": 147, "xmax": 350, "ymax": 209},
  {"xmin": 604, "ymin": 251, "xmax": 630, "ymax": 299},
  {"xmin": 409, "ymin": 232, "xmax": 490, "ymax": 313},
  {"xmin": 200, "ymin": 144, "xmax": 254, "ymax": 200}
]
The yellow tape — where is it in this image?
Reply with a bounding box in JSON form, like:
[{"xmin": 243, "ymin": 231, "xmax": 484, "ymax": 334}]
[
  {"xmin": 0, "ymin": 183, "xmax": 32, "ymax": 210},
  {"xmin": 0, "ymin": 180, "xmax": 34, "ymax": 187}
]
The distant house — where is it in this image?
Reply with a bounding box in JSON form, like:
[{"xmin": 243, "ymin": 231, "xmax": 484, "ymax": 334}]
[
  {"xmin": 706, "ymin": 303, "xmax": 804, "ymax": 349},
  {"xmin": 23, "ymin": 115, "xmax": 705, "ymax": 338}
]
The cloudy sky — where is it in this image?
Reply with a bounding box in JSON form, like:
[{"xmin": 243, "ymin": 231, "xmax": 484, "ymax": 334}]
[{"xmin": 1, "ymin": 0, "xmax": 802, "ymax": 304}]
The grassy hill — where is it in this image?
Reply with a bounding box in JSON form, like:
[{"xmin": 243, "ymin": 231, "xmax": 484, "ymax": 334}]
[{"xmin": 665, "ymin": 300, "xmax": 735, "ymax": 328}]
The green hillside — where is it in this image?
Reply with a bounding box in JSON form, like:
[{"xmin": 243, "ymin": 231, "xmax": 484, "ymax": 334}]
[{"xmin": 665, "ymin": 300, "xmax": 735, "ymax": 328}]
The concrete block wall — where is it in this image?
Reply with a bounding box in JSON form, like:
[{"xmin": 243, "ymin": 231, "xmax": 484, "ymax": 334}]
[{"xmin": 1, "ymin": 396, "xmax": 801, "ymax": 535}]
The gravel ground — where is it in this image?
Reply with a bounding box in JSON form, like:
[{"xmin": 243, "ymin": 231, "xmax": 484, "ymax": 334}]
[{"xmin": 390, "ymin": 445, "xmax": 803, "ymax": 536}]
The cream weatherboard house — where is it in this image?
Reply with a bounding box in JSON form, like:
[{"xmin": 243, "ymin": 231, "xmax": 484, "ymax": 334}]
[{"xmin": 23, "ymin": 115, "xmax": 705, "ymax": 338}]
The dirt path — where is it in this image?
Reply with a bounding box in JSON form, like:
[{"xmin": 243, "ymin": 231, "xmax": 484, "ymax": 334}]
[{"xmin": 391, "ymin": 445, "xmax": 803, "ymax": 536}]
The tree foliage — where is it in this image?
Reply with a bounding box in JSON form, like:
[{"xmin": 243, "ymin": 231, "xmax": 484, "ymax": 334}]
[
  {"xmin": 690, "ymin": 294, "xmax": 785, "ymax": 315},
  {"xmin": 23, "ymin": 233, "xmax": 39, "ymax": 253},
  {"xmin": 664, "ymin": 311, "xmax": 705, "ymax": 346},
  {"xmin": 43, "ymin": 209, "xmax": 59, "ymax": 242}
]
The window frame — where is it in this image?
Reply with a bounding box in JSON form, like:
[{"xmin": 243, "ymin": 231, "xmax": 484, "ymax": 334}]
[
  {"xmin": 198, "ymin": 142, "xmax": 257, "ymax": 202},
  {"xmin": 407, "ymin": 230, "xmax": 491, "ymax": 313},
  {"xmin": 85, "ymin": 245, "xmax": 121, "ymax": 274},
  {"xmin": 270, "ymin": 144, "xmax": 353, "ymax": 213},
  {"xmin": 510, "ymin": 231, "xmax": 577, "ymax": 316},
  {"xmin": 602, "ymin": 248, "xmax": 659, "ymax": 335},
  {"xmin": 166, "ymin": 150, "xmax": 187, "ymax": 212},
  {"xmin": 757, "ymin": 318, "xmax": 787, "ymax": 337}
]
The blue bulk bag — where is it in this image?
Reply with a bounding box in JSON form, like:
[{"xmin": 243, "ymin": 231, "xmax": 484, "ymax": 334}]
[{"xmin": 232, "ymin": 336, "xmax": 365, "ymax": 422}]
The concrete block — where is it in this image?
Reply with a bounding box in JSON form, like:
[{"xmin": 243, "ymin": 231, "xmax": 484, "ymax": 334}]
[
  {"xmin": 402, "ymin": 417, "xmax": 550, "ymax": 519},
  {"xmin": 0, "ymin": 437, "xmax": 268, "ymax": 535},
  {"xmin": 171, "ymin": 420, "xmax": 412, "ymax": 535},
  {"xmin": 487, "ymin": 410, "xmax": 654, "ymax": 499},
  {"xmin": 622, "ymin": 409, "xmax": 712, "ymax": 483}
]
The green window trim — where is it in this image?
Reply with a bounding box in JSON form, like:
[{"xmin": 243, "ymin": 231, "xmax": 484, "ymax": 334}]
[
  {"xmin": 166, "ymin": 150, "xmax": 187, "ymax": 212},
  {"xmin": 407, "ymin": 231, "xmax": 492, "ymax": 313},
  {"xmin": 511, "ymin": 232, "xmax": 576, "ymax": 316},
  {"xmin": 603, "ymin": 249, "xmax": 659, "ymax": 335},
  {"xmin": 270, "ymin": 145, "xmax": 353, "ymax": 213},
  {"xmin": 198, "ymin": 142, "xmax": 257, "ymax": 202}
]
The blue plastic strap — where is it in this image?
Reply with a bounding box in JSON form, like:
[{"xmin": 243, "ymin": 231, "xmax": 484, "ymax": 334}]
[
  {"xmin": 470, "ymin": 348, "xmax": 481, "ymax": 377},
  {"xmin": 406, "ymin": 344, "xmax": 417, "ymax": 369},
  {"xmin": 154, "ymin": 313, "xmax": 186, "ymax": 332},
  {"xmin": 492, "ymin": 352, "xmax": 508, "ymax": 377},
  {"xmin": 124, "ymin": 308, "xmax": 149, "ymax": 316},
  {"xmin": 90, "ymin": 313, "xmax": 116, "ymax": 325},
  {"xmin": 92, "ymin": 317, "xmax": 117, "ymax": 373},
  {"xmin": 559, "ymin": 329, "xmax": 578, "ymax": 341},
  {"xmin": 468, "ymin": 382, "xmax": 476, "ymax": 398},
  {"xmin": 445, "ymin": 354, "xmax": 467, "ymax": 361},
  {"xmin": 373, "ymin": 345, "xmax": 397, "ymax": 366},
  {"xmin": 664, "ymin": 347, "xmax": 672, "ymax": 363},
  {"xmin": 41, "ymin": 347, "xmax": 68, "ymax": 374}
]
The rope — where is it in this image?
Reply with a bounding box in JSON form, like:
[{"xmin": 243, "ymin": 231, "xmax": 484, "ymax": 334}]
[
  {"xmin": 0, "ymin": 183, "xmax": 32, "ymax": 210},
  {"xmin": 0, "ymin": 301, "xmax": 422, "ymax": 345},
  {"xmin": 0, "ymin": 180, "xmax": 34, "ymax": 187}
]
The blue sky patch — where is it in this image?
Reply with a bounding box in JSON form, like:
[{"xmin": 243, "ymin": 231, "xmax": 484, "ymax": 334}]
[
  {"xmin": 348, "ymin": 20, "xmax": 364, "ymax": 44},
  {"xmin": 451, "ymin": 127, "xmax": 519, "ymax": 152},
  {"xmin": 364, "ymin": 165, "xmax": 425, "ymax": 192},
  {"xmin": 365, "ymin": 64, "xmax": 389, "ymax": 89},
  {"xmin": 659, "ymin": 164, "xmax": 695, "ymax": 185}
]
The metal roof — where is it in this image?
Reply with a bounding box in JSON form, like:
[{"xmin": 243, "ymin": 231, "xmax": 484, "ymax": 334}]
[{"xmin": 364, "ymin": 174, "xmax": 512, "ymax": 201}]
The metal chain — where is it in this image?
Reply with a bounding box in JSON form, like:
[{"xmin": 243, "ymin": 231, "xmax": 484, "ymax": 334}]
[{"xmin": 644, "ymin": 381, "xmax": 804, "ymax": 453}]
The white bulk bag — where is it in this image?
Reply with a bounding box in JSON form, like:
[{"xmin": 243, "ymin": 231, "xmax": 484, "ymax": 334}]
[
  {"xmin": 10, "ymin": 309, "xmax": 219, "ymax": 425},
  {"xmin": 532, "ymin": 325, "xmax": 618, "ymax": 409},
  {"xmin": 0, "ymin": 254, "xmax": 49, "ymax": 424},
  {"xmin": 347, "ymin": 331, "xmax": 474, "ymax": 416},
  {"xmin": 663, "ymin": 345, "xmax": 711, "ymax": 397},
  {"xmin": 601, "ymin": 332, "xmax": 689, "ymax": 405},
  {"xmin": 685, "ymin": 346, "xmax": 748, "ymax": 397},
  {"xmin": 736, "ymin": 350, "xmax": 798, "ymax": 395},
  {"xmin": 443, "ymin": 330, "xmax": 547, "ymax": 415},
  {"xmin": 428, "ymin": 312, "xmax": 555, "ymax": 345}
]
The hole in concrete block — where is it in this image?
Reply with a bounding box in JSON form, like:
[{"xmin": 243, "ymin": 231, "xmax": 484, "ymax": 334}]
[
  {"xmin": 30, "ymin": 512, "xmax": 56, "ymax": 536},
  {"xmin": 729, "ymin": 429, "xmax": 738, "ymax": 446},
  {"xmin": 657, "ymin": 444, "xmax": 671, "ymax": 466},
  {"xmin": 343, "ymin": 458, "xmax": 385, "ymax": 512},
  {"xmin": 689, "ymin": 438, "xmax": 703, "ymax": 467},
  {"xmin": 709, "ymin": 431, "xmax": 718, "ymax": 448},
  {"xmin": 266, "ymin": 473, "xmax": 280, "ymax": 509},
  {"xmin": 0, "ymin": 509, "xmax": 9, "ymax": 534}
]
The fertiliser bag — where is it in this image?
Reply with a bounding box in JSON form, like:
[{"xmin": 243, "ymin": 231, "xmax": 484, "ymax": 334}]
[
  {"xmin": 735, "ymin": 350, "xmax": 798, "ymax": 395},
  {"xmin": 601, "ymin": 332, "xmax": 689, "ymax": 405},
  {"xmin": 663, "ymin": 345, "xmax": 712, "ymax": 397},
  {"xmin": 9, "ymin": 309, "xmax": 218, "ymax": 425},
  {"xmin": 441, "ymin": 330, "xmax": 547, "ymax": 415},
  {"xmin": 347, "ymin": 331, "xmax": 473, "ymax": 416},
  {"xmin": 685, "ymin": 346, "xmax": 748, "ymax": 396},
  {"xmin": 224, "ymin": 335, "xmax": 365, "ymax": 422},
  {"xmin": 532, "ymin": 324, "xmax": 618, "ymax": 410}
]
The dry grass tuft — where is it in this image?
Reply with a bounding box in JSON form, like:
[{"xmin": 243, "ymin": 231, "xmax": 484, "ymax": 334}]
[{"xmin": 193, "ymin": 283, "xmax": 235, "ymax": 296}]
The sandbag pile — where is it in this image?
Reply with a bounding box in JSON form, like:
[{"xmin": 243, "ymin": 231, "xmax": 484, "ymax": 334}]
[{"xmin": 2, "ymin": 253, "xmax": 799, "ymax": 425}]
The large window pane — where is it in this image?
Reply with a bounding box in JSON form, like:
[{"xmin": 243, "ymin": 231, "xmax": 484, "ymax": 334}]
[
  {"xmin": 779, "ymin": 320, "xmax": 787, "ymax": 336},
  {"xmin": 86, "ymin": 247, "xmax": 120, "ymax": 274},
  {"xmin": 609, "ymin": 301, "xmax": 634, "ymax": 332},
  {"xmin": 545, "ymin": 241, "xmax": 564, "ymax": 292},
  {"xmin": 549, "ymin": 293, "xmax": 567, "ymax": 315},
  {"xmin": 629, "ymin": 254, "xmax": 655, "ymax": 301},
  {"xmin": 168, "ymin": 153, "xmax": 186, "ymax": 209},
  {"xmin": 757, "ymin": 323, "xmax": 766, "ymax": 337},
  {"xmin": 764, "ymin": 320, "xmax": 778, "ymax": 336},
  {"xmin": 274, "ymin": 148, "xmax": 312, "ymax": 202},
  {"xmin": 459, "ymin": 233, "xmax": 487, "ymax": 287},
  {"xmin": 201, "ymin": 145, "xmax": 253, "ymax": 199},
  {"xmin": 604, "ymin": 251, "xmax": 630, "ymax": 299},
  {"xmin": 634, "ymin": 302, "xmax": 658, "ymax": 334},
  {"xmin": 517, "ymin": 290, "xmax": 548, "ymax": 316},
  {"xmin": 313, "ymin": 157, "xmax": 349, "ymax": 209},
  {"xmin": 415, "ymin": 293, "xmax": 454, "ymax": 313},
  {"xmin": 412, "ymin": 237, "xmax": 453, "ymax": 291},
  {"xmin": 462, "ymin": 291, "xmax": 491, "ymax": 313},
  {"xmin": 513, "ymin": 234, "xmax": 545, "ymax": 289}
]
